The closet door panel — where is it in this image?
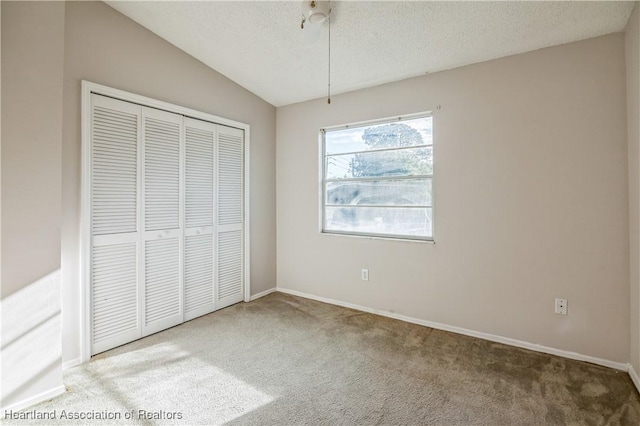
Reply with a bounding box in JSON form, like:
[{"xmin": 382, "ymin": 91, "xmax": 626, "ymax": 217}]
[
  {"xmin": 185, "ymin": 122, "xmax": 215, "ymax": 230},
  {"xmin": 218, "ymin": 129, "xmax": 243, "ymax": 227},
  {"xmin": 144, "ymin": 237, "xmax": 180, "ymax": 327},
  {"xmin": 141, "ymin": 107, "xmax": 183, "ymax": 335},
  {"xmin": 144, "ymin": 111, "xmax": 180, "ymax": 232},
  {"xmin": 183, "ymin": 117, "xmax": 216, "ymax": 320},
  {"xmin": 184, "ymin": 233, "xmax": 214, "ymax": 319},
  {"xmin": 216, "ymin": 125, "xmax": 244, "ymax": 309},
  {"xmin": 90, "ymin": 94, "xmax": 142, "ymax": 355},
  {"xmin": 91, "ymin": 96, "xmax": 139, "ymax": 237},
  {"xmin": 217, "ymin": 229, "xmax": 243, "ymax": 303},
  {"xmin": 92, "ymin": 242, "xmax": 139, "ymax": 354}
]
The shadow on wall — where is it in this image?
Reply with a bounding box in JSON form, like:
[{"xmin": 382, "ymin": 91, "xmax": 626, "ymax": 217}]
[{"xmin": 1, "ymin": 270, "xmax": 63, "ymax": 409}]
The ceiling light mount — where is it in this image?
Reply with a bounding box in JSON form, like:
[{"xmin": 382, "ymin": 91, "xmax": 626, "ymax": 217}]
[{"xmin": 300, "ymin": 1, "xmax": 331, "ymax": 29}]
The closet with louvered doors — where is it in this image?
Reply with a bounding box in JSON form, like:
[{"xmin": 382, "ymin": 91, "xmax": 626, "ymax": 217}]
[{"xmin": 88, "ymin": 91, "xmax": 246, "ymax": 356}]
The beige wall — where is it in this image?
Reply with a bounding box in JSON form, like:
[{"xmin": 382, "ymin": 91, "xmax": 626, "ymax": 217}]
[
  {"xmin": 627, "ymin": 2, "xmax": 640, "ymax": 374},
  {"xmin": 1, "ymin": 2, "xmax": 64, "ymax": 298},
  {"xmin": 61, "ymin": 1, "xmax": 276, "ymax": 363},
  {"xmin": 1, "ymin": 1, "xmax": 65, "ymax": 408},
  {"xmin": 277, "ymin": 34, "xmax": 630, "ymax": 363}
]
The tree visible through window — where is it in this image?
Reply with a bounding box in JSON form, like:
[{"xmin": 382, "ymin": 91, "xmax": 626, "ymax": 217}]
[
  {"xmin": 350, "ymin": 124, "xmax": 432, "ymax": 177},
  {"xmin": 322, "ymin": 115, "xmax": 433, "ymax": 240}
]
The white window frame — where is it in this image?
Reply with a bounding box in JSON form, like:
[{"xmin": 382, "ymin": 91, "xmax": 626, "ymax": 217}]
[
  {"xmin": 320, "ymin": 112, "xmax": 434, "ymax": 242},
  {"xmin": 80, "ymin": 80, "xmax": 251, "ymax": 363}
]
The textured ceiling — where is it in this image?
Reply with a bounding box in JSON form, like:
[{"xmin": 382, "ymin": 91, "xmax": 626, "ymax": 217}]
[{"xmin": 106, "ymin": 1, "xmax": 635, "ymax": 107}]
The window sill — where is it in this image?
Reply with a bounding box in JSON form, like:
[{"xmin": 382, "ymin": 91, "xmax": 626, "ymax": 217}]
[{"xmin": 320, "ymin": 231, "xmax": 435, "ymax": 244}]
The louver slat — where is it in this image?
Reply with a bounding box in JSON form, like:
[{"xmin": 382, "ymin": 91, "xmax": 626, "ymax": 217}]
[
  {"xmin": 92, "ymin": 105, "xmax": 138, "ymax": 235},
  {"xmin": 144, "ymin": 117, "xmax": 180, "ymax": 231}
]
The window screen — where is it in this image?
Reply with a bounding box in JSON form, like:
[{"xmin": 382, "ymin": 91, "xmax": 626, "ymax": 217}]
[{"xmin": 322, "ymin": 115, "xmax": 433, "ymax": 240}]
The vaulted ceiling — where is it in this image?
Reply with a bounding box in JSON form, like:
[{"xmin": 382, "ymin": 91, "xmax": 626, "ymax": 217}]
[{"xmin": 106, "ymin": 1, "xmax": 635, "ymax": 107}]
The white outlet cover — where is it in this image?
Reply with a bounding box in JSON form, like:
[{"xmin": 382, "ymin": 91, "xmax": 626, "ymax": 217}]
[
  {"xmin": 361, "ymin": 269, "xmax": 369, "ymax": 281},
  {"xmin": 555, "ymin": 298, "xmax": 567, "ymax": 315}
]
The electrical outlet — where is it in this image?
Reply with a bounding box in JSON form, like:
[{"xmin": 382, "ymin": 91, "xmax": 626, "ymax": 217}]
[
  {"xmin": 555, "ymin": 298, "xmax": 568, "ymax": 315},
  {"xmin": 361, "ymin": 269, "xmax": 369, "ymax": 281}
]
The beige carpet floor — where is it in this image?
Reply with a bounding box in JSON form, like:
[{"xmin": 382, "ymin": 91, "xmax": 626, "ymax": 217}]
[{"xmin": 6, "ymin": 292, "xmax": 640, "ymax": 425}]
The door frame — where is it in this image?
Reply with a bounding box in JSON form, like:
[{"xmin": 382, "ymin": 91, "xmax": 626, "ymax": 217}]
[{"xmin": 80, "ymin": 80, "xmax": 251, "ymax": 363}]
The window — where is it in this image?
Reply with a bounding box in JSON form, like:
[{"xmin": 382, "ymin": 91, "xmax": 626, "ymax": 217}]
[{"xmin": 322, "ymin": 114, "xmax": 433, "ymax": 241}]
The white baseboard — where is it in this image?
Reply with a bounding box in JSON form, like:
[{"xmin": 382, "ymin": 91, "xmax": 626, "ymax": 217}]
[
  {"xmin": 1, "ymin": 385, "xmax": 66, "ymax": 413},
  {"xmin": 62, "ymin": 357, "xmax": 82, "ymax": 371},
  {"xmin": 249, "ymin": 288, "xmax": 277, "ymax": 301},
  {"xmin": 629, "ymin": 364, "xmax": 640, "ymax": 394},
  {"xmin": 277, "ymin": 287, "xmax": 628, "ymax": 372}
]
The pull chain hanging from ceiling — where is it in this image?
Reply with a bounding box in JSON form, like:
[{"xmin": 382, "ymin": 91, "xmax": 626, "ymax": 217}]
[{"xmin": 327, "ymin": 12, "xmax": 331, "ymax": 104}]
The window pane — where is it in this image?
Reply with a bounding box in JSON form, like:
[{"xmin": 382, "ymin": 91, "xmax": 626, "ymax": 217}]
[
  {"xmin": 325, "ymin": 206, "xmax": 432, "ymax": 238},
  {"xmin": 326, "ymin": 179, "xmax": 432, "ymax": 206},
  {"xmin": 326, "ymin": 146, "xmax": 432, "ymax": 179},
  {"xmin": 325, "ymin": 116, "xmax": 432, "ymax": 155}
]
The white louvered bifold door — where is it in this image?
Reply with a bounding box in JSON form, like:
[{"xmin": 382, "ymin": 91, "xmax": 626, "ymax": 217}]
[
  {"xmin": 88, "ymin": 90, "xmax": 247, "ymax": 356},
  {"xmin": 141, "ymin": 107, "xmax": 184, "ymax": 336},
  {"xmin": 90, "ymin": 94, "xmax": 142, "ymax": 355},
  {"xmin": 183, "ymin": 118, "xmax": 216, "ymax": 320},
  {"xmin": 216, "ymin": 125, "xmax": 245, "ymax": 309}
]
